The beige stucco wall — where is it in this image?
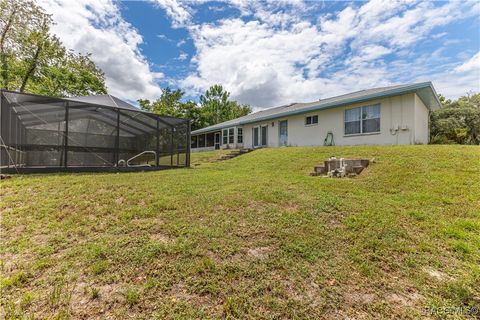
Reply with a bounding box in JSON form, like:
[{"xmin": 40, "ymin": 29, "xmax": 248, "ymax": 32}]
[
  {"xmin": 414, "ymin": 94, "xmax": 430, "ymax": 144},
  {"xmin": 241, "ymin": 93, "xmax": 429, "ymax": 148}
]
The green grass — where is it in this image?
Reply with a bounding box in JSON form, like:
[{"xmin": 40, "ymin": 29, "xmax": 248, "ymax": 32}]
[{"xmin": 1, "ymin": 145, "xmax": 479, "ymax": 319}]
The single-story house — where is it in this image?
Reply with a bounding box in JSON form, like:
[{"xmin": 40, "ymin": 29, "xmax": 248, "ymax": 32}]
[{"xmin": 190, "ymin": 82, "xmax": 441, "ymax": 151}]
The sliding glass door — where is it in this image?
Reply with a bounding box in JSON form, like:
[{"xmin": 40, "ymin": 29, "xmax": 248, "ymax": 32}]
[
  {"xmin": 253, "ymin": 127, "xmax": 259, "ymax": 147},
  {"xmin": 261, "ymin": 125, "xmax": 267, "ymax": 146},
  {"xmin": 253, "ymin": 125, "xmax": 268, "ymax": 147}
]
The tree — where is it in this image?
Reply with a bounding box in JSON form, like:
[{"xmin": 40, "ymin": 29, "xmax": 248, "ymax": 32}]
[
  {"xmin": 139, "ymin": 87, "xmax": 205, "ymax": 130},
  {"xmin": 139, "ymin": 85, "xmax": 251, "ymax": 131},
  {"xmin": 139, "ymin": 87, "xmax": 186, "ymax": 117},
  {"xmin": 430, "ymin": 93, "xmax": 480, "ymax": 145},
  {"xmin": 199, "ymin": 84, "xmax": 251, "ymax": 126},
  {"xmin": 32, "ymin": 51, "xmax": 106, "ymax": 97},
  {"xmin": 0, "ymin": 0, "xmax": 106, "ymax": 96}
]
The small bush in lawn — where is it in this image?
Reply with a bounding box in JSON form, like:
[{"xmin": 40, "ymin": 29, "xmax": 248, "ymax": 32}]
[
  {"xmin": 90, "ymin": 260, "xmax": 108, "ymax": 275},
  {"xmin": 124, "ymin": 288, "xmax": 140, "ymax": 306},
  {"xmin": 91, "ymin": 287, "xmax": 100, "ymax": 300}
]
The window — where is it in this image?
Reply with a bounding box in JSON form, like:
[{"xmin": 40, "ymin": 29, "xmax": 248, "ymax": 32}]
[
  {"xmin": 222, "ymin": 129, "xmax": 228, "ymax": 144},
  {"xmin": 237, "ymin": 128, "xmax": 243, "ymax": 143},
  {"xmin": 229, "ymin": 128, "xmax": 234, "ymax": 144},
  {"xmin": 345, "ymin": 104, "xmax": 380, "ymax": 135},
  {"xmin": 362, "ymin": 105, "xmax": 380, "ymax": 133},
  {"xmin": 345, "ymin": 108, "xmax": 361, "ymax": 134},
  {"xmin": 305, "ymin": 115, "xmax": 318, "ymax": 125}
]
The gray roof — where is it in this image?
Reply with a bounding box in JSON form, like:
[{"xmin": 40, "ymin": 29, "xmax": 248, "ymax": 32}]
[
  {"xmin": 66, "ymin": 94, "xmax": 188, "ymax": 125},
  {"xmin": 192, "ymin": 82, "xmax": 441, "ymax": 135},
  {"xmin": 67, "ymin": 94, "xmax": 139, "ymax": 111}
]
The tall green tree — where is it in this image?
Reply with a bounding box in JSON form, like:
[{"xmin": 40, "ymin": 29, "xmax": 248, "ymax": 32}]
[
  {"xmin": 430, "ymin": 92, "xmax": 480, "ymax": 145},
  {"xmin": 0, "ymin": 0, "xmax": 106, "ymax": 96},
  {"xmin": 139, "ymin": 85, "xmax": 251, "ymax": 131},
  {"xmin": 139, "ymin": 87, "xmax": 205, "ymax": 130},
  {"xmin": 199, "ymin": 84, "xmax": 251, "ymax": 126},
  {"xmin": 139, "ymin": 87, "xmax": 186, "ymax": 117}
]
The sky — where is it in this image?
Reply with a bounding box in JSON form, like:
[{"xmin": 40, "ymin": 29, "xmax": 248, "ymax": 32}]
[{"xmin": 37, "ymin": 0, "xmax": 480, "ymax": 109}]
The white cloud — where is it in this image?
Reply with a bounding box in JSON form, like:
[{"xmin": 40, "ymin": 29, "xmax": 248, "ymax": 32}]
[
  {"xmin": 431, "ymin": 51, "xmax": 480, "ymax": 97},
  {"xmin": 454, "ymin": 52, "xmax": 480, "ymax": 73},
  {"xmin": 152, "ymin": 0, "xmax": 192, "ymax": 28},
  {"xmin": 38, "ymin": 0, "xmax": 162, "ymax": 101},
  {"xmin": 177, "ymin": 39, "xmax": 187, "ymax": 47},
  {"xmin": 39, "ymin": 0, "xmax": 480, "ymax": 105},
  {"xmin": 432, "ymin": 32, "xmax": 448, "ymax": 39},
  {"xmin": 175, "ymin": 0, "xmax": 479, "ymax": 106},
  {"xmin": 177, "ymin": 52, "xmax": 188, "ymax": 61}
]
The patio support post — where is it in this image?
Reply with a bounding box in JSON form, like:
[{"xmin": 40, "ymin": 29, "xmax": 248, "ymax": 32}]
[
  {"xmin": 186, "ymin": 120, "xmax": 191, "ymax": 167},
  {"xmin": 15, "ymin": 113, "xmax": 18, "ymax": 165},
  {"xmin": 170, "ymin": 126, "xmax": 174, "ymax": 166},
  {"xmin": 156, "ymin": 119, "xmax": 160, "ymax": 167},
  {"xmin": 115, "ymin": 108, "xmax": 120, "ymax": 166},
  {"xmin": 64, "ymin": 101, "xmax": 69, "ymax": 168},
  {"xmin": 5, "ymin": 94, "xmax": 11, "ymax": 168}
]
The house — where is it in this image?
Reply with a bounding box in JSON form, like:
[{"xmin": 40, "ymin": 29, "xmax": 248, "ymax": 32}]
[{"xmin": 190, "ymin": 82, "xmax": 441, "ymax": 150}]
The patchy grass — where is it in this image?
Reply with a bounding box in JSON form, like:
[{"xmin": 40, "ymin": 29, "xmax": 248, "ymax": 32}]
[
  {"xmin": 190, "ymin": 149, "xmax": 231, "ymax": 166},
  {"xmin": 1, "ymin": 145, "xmax": 479, "ymax": 319}
]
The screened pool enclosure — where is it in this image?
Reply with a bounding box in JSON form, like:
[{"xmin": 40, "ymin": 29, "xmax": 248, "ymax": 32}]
[{"xmin": 0, "ymin": 90, "xmax": 190, "ymax": 173}]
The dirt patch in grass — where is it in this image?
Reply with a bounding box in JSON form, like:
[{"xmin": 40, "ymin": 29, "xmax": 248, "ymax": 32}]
[
  {"xmin": 150, "ymin": 232, "xmax": 171, "ymax": 243},
  {"xmin": 246, "ymin": 246, "xmax": 272, "ymax": 259},
  {"xmin": 170, "ymin": 282, "xmax": 196, "ymax": 301},
  {"xmin": 345, "ymin": 292, "xmax": 377, "ymax": 305},
  {"xmin": 422, "ymin": 267, "xmax": 453, "ymax": 282},
  {"xmin": 169, "ymin": 281, "xmax": 220, "ymax": 314},
  {"xmin": 69, "ymin": 280, "xmax": 126, "ymax": 319},
  {"xmin": 385, "ymin": 292, "xmax": 423, "ymax": 307}
]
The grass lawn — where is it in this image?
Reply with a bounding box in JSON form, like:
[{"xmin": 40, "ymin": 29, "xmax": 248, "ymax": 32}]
[{"xmin": 1, "ymin": 145, "xmax": 479, "ymax": 319}]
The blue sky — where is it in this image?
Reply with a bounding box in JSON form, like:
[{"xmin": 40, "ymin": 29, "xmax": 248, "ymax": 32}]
[{"xmin": 39, "ymin": 0, "xmax": 480, "ymax": 108}]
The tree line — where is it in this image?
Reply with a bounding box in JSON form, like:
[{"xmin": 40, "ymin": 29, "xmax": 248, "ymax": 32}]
[{"xmin": 430, "ymin": 93, "xmax": 480, "ymax": 145}]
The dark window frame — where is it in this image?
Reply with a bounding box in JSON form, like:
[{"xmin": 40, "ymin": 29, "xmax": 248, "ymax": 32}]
[
  {"xmin": 305, "ymin": 115, "xmax": 318, "ymax": 126},
  {"xmin": 228, "ymin": 128, "xmax": 234, "ymax": 144},
  {"xmin": 237, "ymin": 127, "xmax": 243, "ymax": 144},
  {"xmin": 222, "ymin": 129, "xmax": 228, "ymax": 144}
]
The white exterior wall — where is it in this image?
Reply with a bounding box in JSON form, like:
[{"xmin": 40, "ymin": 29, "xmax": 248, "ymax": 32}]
[
  {"xmin": 414, "ymin": 94, "xmax": 430, "ymax": 144},
  {"xmin": 192, "ymin": 146, "xmax": 216, "ymax": 153},
  {"xmin": 241, "ymin": 93, "xmax": 425, "ymax": 148}
]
